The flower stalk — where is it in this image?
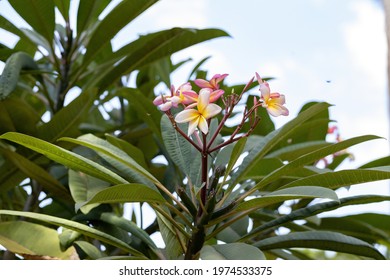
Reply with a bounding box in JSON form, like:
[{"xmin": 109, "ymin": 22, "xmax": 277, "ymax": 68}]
[{"xmin": 153, "ymin": 72, "xmax": 289, "ymax": 259}]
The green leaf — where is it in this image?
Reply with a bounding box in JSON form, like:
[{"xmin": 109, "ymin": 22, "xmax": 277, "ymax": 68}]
[
  {"xmin": 224, "ymin": 137, "xmax": 247, "ymax": 181},
  {"xmin": 83, "ymin": 0, "xmax": 158, "ymax": 64},
  {"xmin": 253, "ymin": 231, "xmax": 385, "ymax": 260},
  {"xmin": 105, "ymin": 134, "xmax": 148, "ymax": 168},
  {"xmin": 54, "ymin": 0, "xmax": 70, "ymax": 21},
  {"xmin": 9, "ymin": 0, "xmax": 55, "ymax": 44},
  {"xmin": 1, "ymin": 148, "xmax": 71, "ymax": 200},
  {"xmin": 0, "ymin": 97, "xmax": 41, "ymax": 135},
  {"xmin": 156, "ymin": 212, "xmax": 185, "ymax": 259},
  {"xmin": 216, "ymin": 216, "xmax": 249, "ymax": 243},
  {"xmin": 74, "ymin": 240, "xmax": 104, "ymax": 260},
  {"xmin": 76, "ymin": 0, "xmax": 110, "ymax": 35},
  {"xmin": 69, "ymin": 170, "xmax": 110, "ymax": 213},
  {"xmin": 0, "ymin": 210, "xmax": 144, "ymax": 257},
  {"xmin": 37, "ymin": 88, "xmax": 98, "ymax": 141},
  {"xmin": 244, "ymin": 195, "xmax": 390, "ymax": 241},
  {"xmin": 93, "ymin": 28, "xmax": 230, "ymax": 90},
  {"xmin": 237, "ymin": 186, "xmax": 338, "ymax": 211},
  {"xmin": 359, "ymin": 156, "xmax": 390, "ymax": 169},
  {"xmin": 252, "ymin": 135, "xmax": 382, "ymax": 191},
  {"xmin": 119, "ymin": 88, "xmax": 162, "ymax": 141},
  {"xmin": 99, "ymin": 212, "xmax": 157, "ymax": 250},
  {"xmin": 346, "ymin": 213, "xmax": 390, "ymax": 236},
  {"xmin": 0, "ymin": 52, "xmax": 38, "ymax": 100},
  {"xmin": 231, "ymin": 102, "xmax": 331, "ymax": 186},
  {"xmin": 161, "ymin": 114, "xmax": 193, "ymax": 176},
  {"xmin": 266, "ymin": 141, "xmax": 330, "ymax": 161},
  {"xmin": 60, "ymin": 134, "xmax": 159, "ymax": 187},
  {"xmin": 279, "ymin": 166, "xmax": 390, "ymax": 190},
  {"xmin": 0, "ymin": 132, "xmax": 127, "ymax": 185},
  {"xmin": 81, "ymin": 183, "xmax": 166, "ymax": 207},
  {"xmin": 201, "ymin": 243, "xmax": 265, "ymax": 260},
  {"xmin": 0, "ymin": 221, "xmax": 77, "ymax": 259}
]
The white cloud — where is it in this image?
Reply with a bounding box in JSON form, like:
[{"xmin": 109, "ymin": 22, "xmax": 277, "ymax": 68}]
[{"xmin": 342, "ymin": 0, "xmax": 387, "ymax": 87}]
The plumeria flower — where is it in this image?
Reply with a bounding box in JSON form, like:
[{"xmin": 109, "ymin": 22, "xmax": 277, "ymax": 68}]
[
  {"xmin": 153, "ymin": 83, "xmax": 198, "ymax": 111},
  {"xmin": 175, "ymin": 90, "xmax": 222, "ymax": 135},
  {"xmin": 256, "ymin": 72, "xmax": 289, "ymax": 117},
  {"xmin": 194, "ymin": 73, "xmax": 228, "ymax": 90}
]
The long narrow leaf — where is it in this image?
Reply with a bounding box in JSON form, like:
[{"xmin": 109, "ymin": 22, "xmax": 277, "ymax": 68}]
[
  {"xmin": 279, "ymin": 166, "xmax": 390, "ymax": 190},
  {"xmin": 253, "ymin": 231, "xmax": 385, "ymax": 260},
  {"xmin": 252, "ymin": 135, "xmax": 382, "ymax": 191},
  {"xmin": 9, "ymin": 0, "xmax": 55, "ymax": 44},
  {"xmin": 81, "ymin": 183, "xmax": 166, "ymax": 207},
  {"xmin": 0, "ymin": 210, "xmax": 144, "ymax": 257},
  {"xmin": 0, "ymin": 132, "xmax": 127, "ymax": 185},
  {"xmin": 243, "ymin": 195, "xmax": 390, "ymax": 241},
  {"xmin": 83, "ymin": 0, "xmax": 158, "ymax": 64},
  {"xmin": 59, "ymin": 134, "xmax": 159, "ymax": 187},
  {"xmin": 237, "ymin": 186, "xmax": 338, "ymax": 211},
  {"xmin": 93, "ymin": 28, "xmax": 230, "ymax": 90}
]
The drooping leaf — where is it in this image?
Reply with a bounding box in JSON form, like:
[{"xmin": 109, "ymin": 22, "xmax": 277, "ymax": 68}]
[
  {"xmin": 0, "ymin": 132, "xmax": 127, "ymax": 185},
  {"xmin": 0, "ymin": 210, "xmax": 144, "ymax": 257},
  {"xmin": 105, "ymin": 134, "xmax": 148, "ymax": 168},
  {"xmin": 99, "ymin": 212, "xmax": 157, "ymax": 251},
  {"xmin": 201, "ymin": 243, "xmax": 265, "ymax": 260},
  {"xmin": 253, "ymin": 231, "xmax": 385, "ymax": 260},
  {"xmin": 0, "ymin": 52, "xmax": 38, "ymax": 100},
  {"xmin": 0, "ymin": 220, "xmax": 78, "ymax": 259},
  {"xmin": 60, "ymin": 134, "xmax": 159, "ymax": 188}
]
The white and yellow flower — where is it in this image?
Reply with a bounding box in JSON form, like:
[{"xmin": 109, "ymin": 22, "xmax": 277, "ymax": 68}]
[{"xmin": 175, "ymin": 90, "xmax": 221, "ymax": 135}]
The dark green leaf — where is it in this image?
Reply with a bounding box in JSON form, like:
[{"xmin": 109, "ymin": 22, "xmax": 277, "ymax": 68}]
[
  {"xmin": 83, "ymin": 0, "xmax": 158, "ymax": 64},
  {"xmin": 0, "ymin": 52, "xmax": 38, "ymax": 100},
  {"xmin": 201, "ymin": 243, "xmax": 265, "ymax": 260},
  {"xmin": 253, "ymin": 231, "xmax": 385, "ymax": 260},
  {"xmin": 9, "ymin": 0, "xmax": 55, "ymax": 44},
  {"xmin": 0, "ymin": 132, "xmax": 127, "ymax": 185}
]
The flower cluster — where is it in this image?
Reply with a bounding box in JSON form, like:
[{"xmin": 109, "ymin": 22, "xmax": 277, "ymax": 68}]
[{"xmin": 153, "ymin": 72, "xmax": 289, "ymax": 136}]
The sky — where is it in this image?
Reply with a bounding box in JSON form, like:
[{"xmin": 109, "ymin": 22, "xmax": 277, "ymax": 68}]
[{"xmin": 0, "ymin": 0, "xmax": 389, "ymax": 217}]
